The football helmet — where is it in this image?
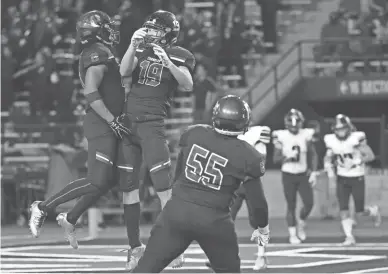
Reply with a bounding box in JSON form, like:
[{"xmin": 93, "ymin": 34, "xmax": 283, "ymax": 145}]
[
  {"xmin": 284, "ymin": 109, "xmax": 304, "ymax": 134},
  {"xmin": 76, "ymin": 10, "xmax": 120, "ymax": 46},
  {"xmin": 142, "ymin": 10, "xmax": 180, "ymax": 48},
  {"xmin": 332, "ymin": 114, "xmax": 353, "ymax": 140},
  {"xmin": 212, "ymin": 95, "xmax": 251, "ymax": 136}
]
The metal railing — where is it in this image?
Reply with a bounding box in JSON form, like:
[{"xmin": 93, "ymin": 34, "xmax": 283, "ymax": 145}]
[{"xmin": 241, "ymin": 39, "xmax": 388, "ymax": 123}]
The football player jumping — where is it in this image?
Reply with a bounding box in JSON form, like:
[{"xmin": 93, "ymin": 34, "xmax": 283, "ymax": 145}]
[
  {"xmin": 272, "ymin": 109, "xmax": 319, "ymax": 244},
  {"xmin": 119, "ymin": 10, "xmax": 195, "ymax": 269},
  {"xmin": 28, "ymin": 11, "xmax": 135, "ymax": 249},
  {"xmin": 132, "ymin": 95, "xmax": 270, "ymax": 273},
  {"xmin": 324, "ymin": 114, "xmax": 381, "ymax": 246}
]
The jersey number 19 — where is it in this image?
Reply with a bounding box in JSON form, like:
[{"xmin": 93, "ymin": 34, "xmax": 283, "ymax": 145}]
[
  {"xmin": 185, "ymin": 144, "xmax": 228, "ymax": 190},
  {"xmin": 138, "ymin": 60, "xmax": 163, "ymax": 87}
]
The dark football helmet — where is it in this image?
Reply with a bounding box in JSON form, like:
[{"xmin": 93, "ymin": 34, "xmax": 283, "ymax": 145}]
[
  {"xmin": 142, "ymin": 10, "xmax": 180, "ymax": 48},
  {"xmin": 76, "ymin": 10, "xmax": 120, "ymax": 46},
  {"xmin": 284, "ymin": 109, "xmax": 304, "ymax": 134},
  {"xmin": 332, "ymin": 114, "xmax": 353, "ymax": 140},
  {"xmin": 212, "ymin": 95, "xmax": 251, "ymax": 136}
]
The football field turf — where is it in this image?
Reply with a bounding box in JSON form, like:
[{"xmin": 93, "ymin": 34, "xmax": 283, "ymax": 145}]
[{"xmin": 2, "ymin": 219, "xmax": 388, "ymax": 273}]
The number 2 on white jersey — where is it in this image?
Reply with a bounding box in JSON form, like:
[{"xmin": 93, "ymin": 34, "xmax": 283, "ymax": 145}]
[{"xmin": 185, "ymin": 144, "xmax": 228, "ymax": 190}]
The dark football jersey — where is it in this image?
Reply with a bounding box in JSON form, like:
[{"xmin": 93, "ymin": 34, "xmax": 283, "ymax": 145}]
[
  {"xmin": 79, "ymin": 43, "xmax": 125, "ymax": 137},
  {"xmin": 126, "ymin": 46, "xmax": 195, "ymax": 117},
  {"xmin": 172, "ymin": 125, "xmax": 266, "ymax": 211}
]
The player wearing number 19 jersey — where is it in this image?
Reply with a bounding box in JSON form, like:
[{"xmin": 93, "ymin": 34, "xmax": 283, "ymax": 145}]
[
  {"xmin": 324, "ymin": 114, "xmax": 380, "ymax": 246},
  {"xmin": 132, "ymin": 95, "xmax": 270, "ymax": 273},
  {"xmin": 272, "ymin": 109, "xmax": 318, "ymax": 244},
  {"xmin": 120, "ymin": 10, "xmax": 195, "ymax": 270}
]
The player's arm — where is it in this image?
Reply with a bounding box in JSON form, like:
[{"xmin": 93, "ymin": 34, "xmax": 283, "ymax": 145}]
[
  {"xmin": 244, "ymin": 177, "xmax": 269, "ymax": 230},
  {"xmin": 356, "ymin": 135, "xmax": 375, "ymax": 163},
  {"xmin": 151, "ymin": 44, "xmax": 194, "ymax": 91},
  {"xmin": 120, "ymin": 28, "xmax": 147, "ymax": 76},
  {"xmin": 84, "ymin": 65, "xmax": 114, "ymax": 123},
  {"xmin": 272, "ymin": 133, "xmax": 290, "ymax": 164},
  {"xmin": 307, "ymin": 141, "xmax": 319, "ymax": 172},
  {"xmin": 324, "ymin": 147, "xmax": 336, "ymax": 178}
]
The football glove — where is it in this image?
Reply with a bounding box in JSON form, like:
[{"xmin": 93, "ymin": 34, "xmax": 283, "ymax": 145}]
[
  {"xmin": 251, "ymin": 225, "xmax": 270, "ymax": 246},
  {"xmin": 308, "ymin": 171, "xmax": 319, "ymax": 186},
  {"xmin": 151, "ymin": 43, "xmax": 173, "ymax": 68},
  {"xmin": 131, "ymin": 28, "xmax": 147, "ymax": 48},
  {"xmin": 109, "ymin": 115, "xmax": 131, "ymax": 139}
]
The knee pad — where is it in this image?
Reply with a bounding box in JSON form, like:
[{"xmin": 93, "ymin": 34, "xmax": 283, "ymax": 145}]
[
  {"xmin": 149, "ymin": 160, "xmax": 172, "ymax": 192},
  {"xmin": 89, "ymin": 151, "xmax": 117, "ymax": 190}
]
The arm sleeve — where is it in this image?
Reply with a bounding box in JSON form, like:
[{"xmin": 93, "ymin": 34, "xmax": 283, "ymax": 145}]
[
  {"xmin": 244, "ymin": 177, "xmax": 269, "ymax": 229},
  {"xmin": 169, "ymin": 48, "xmax": 196, "ymax": 73}
]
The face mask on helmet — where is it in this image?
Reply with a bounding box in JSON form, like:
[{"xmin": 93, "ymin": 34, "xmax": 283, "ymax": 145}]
[
  {"xmin": 142, "ymin": 23, "xmax": 168, "ymax": 47},
  {"xmin": 333, "ymin": 124, "xmax": 351, "ymax": 139},
  {"xmin": 285, "ymin": 115, "xmax": 302, "ymax": 134},
  {"xmin": 106, "ymin": 20, "xmax": 120, "ymax": 44}
]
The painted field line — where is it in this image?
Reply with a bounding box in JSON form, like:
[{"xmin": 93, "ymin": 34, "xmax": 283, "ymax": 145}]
[
  {"xmin": 0, "ymin": 258, "xmax": 105, "ymax": 263},
  {"xmin": 1, "ymin": 263, "xmax": 90, "ymax": 269},
  {"xmin": 1, "ymin": 235, "xmax": 33, "ymax": 240},
  {"xmin": 341, "ymin": 267, "xmax": 388, "ymax": 274}
]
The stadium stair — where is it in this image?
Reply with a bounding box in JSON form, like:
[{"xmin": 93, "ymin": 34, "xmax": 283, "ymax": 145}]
[{"xmin": 232, "ymin": 0, "xmax": 339, "ymax": 124}]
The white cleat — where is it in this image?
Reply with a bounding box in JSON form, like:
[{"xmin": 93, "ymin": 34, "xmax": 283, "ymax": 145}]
[
  {"xmin": 28, "ymin": 201, "xmax": 47, "ymax": 238},
  {"xmin": 125, "ymin": 244, "xmax": 146, "ymax": 271},
  {"xmin": 289, "ymin": 235, "xmax": 302, "ymax": 244},
  {"xmin": 253, "ymin": 255, "xmax": 268, "ymax": 271},
  {"xmin": 342, "ymin": 236, "xmax": 356, "ymax": 246},
  {"xmin": 369, "ymin": 205, "xmax": 382, "ymax": 227},
  {"xmin": 297, "ymin": 221, "xmax": 307, "ymax": 241},
  {"xmin": 170, "ymin": 254, "xmax": 185, "ymax": 268},
  {"xmin": 56, "ymin": 213, "xmax": 78, "ymax": 249}
]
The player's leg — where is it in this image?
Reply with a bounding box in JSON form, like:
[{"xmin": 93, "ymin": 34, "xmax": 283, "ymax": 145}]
[
  {"xmin": 296, "ymin": 173, "xmax": 314, "ymax": 241},
  {"xmin": 118, "ymin": 140, "xmax": 145, "ymax": 270},
  {"xmin": 282, "ymin": 172, "xmax": 300, "ymax": 244},
  {"xmin": 336, "ymin": 176, "xmax": 355, "ymax": 245},
  {"xmin": 142, "ymin": 137, "xmax": 172, "ymax": 209},
  {"xmin": 352, "ymin": 176, "xmax": 381, "ymax": 227},
  {"xmin": 230, "ymin": 186, "xmax": 246, "ymax": 220},
  {"xmin": 28, "ymin": 135, "xmax": 116, "ymax": 238},
  {"xmin": 57, "ymin": 134, "xmax": 119, "ymax": 248},
  {"xmin": 132, "ymin": 201, "xmax": 193, "ymax": 273},
  {"xmin": 197, "ymin": 217, "xmax": 241, "ymax": 273}
]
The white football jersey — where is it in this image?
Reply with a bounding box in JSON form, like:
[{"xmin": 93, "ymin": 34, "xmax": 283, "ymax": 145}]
[
  {"xmin": 238, "ymin": 126, "xmax": 271, "ymax": 156},
  {"xmin": 272, "ymin": 128, "xmax": 314, "ymax": 174},
  {"xmin": 324, "ymin": 131, "xmax": 367, "ymax": 177}
]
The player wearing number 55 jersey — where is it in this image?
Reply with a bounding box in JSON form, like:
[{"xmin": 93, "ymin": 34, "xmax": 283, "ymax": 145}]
[
  {"xmin": 324, "ymin": 114, "xmax": 381, "ymax": 246},
  {"xmin": 272, "ymin": 109, "xmax": 318, "ymax": 244},
  {"xmin": 120, "ymin": 10, "xmax": 195, "ymax": 270},
  {"xmin": 132, "ymin": 95, "xmax": 270, "ymax": 273}
]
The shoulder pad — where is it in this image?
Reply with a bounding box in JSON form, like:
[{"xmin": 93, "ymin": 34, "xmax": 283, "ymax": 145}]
[
  {"xmin": 271, "ymin": 129, "xmax": 285, "ymax": 144},
  {"xmin": 81, "ymin": 43, "xmax": 113, "ymax": 70},
  {"xmin": 303, "ymin": 128, "xmax": 315, "ymax": 141},
  {"xmin": 179, "ymin": 124, "xmax": 210, "ymax": 147},
  {"xmin": 323, "ymin": 134, "xmax": 335, "ymax": 147},
  {"xmin": 166, "ymin": 46, "xmax": 196, "ymax": 72},
  {"xmin": 352, "ymin": 131, "xmax": 367, "ymax": 146}
]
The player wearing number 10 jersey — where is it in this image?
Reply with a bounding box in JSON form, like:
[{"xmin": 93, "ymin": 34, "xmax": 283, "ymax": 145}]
[
  {"xmin": 119, "ymin": 10, "xmax": 195, "ymax": 270},
  {"xmin": 324, "ymin": 114, "xmax": 381, "ymax": 246},
  {"xmin": 132, "ymin": 95, "xmax": 270, "ymax": 273},
  {"xmin": 272, "ymin": 109, "xmax": 318, "ymax": 244}
]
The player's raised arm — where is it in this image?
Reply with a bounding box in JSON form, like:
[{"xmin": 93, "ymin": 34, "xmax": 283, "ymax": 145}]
[
  {"xmin": 120, "ymin": 28, "xmax": 147, "ymax": 76},
  {"xmin": 356, "ymin": 133, "xmax": 375, "ymax": 163},
  {"xmin": 151, "ymin": 44, "xmax": 194, "ymax": 91}
]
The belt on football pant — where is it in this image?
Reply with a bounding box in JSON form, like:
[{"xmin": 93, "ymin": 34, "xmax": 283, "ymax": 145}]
[{"xmin": 125, "ymin": 114, "xmax": 164, "ymax": 123}]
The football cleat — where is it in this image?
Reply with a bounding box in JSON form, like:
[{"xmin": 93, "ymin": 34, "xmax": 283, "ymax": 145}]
[
  {"xmin": 289, "ymin": 235, "xmax": 302, "ymax": 244},
  {"xmin": 368, "ymin": 205, "xmax": 382, "ymax": 227},
  {"xmin": 297, "ymin": 220, "xmax": 307, "ymax": 241},
  {"xmin": 56, "ymin": 213, "xmax": 78, "ymax": 249},
  {"xmin": 125, "ymin": 244, "xmax": 146, "ymax": 270},
  {"xmin": 170, "ymin": 254, "xmax": 185, "ymax": 268},
  {"xmin": 28, "ymin": 201, "xmax": 47, "ymax": 238},
  {"xmin": 253, "ymin": 255, "xmax": 268, "ymax": 271},
  {"xmin": 342, "ymin": 236, "xmax": 356, "ymax": 246}
]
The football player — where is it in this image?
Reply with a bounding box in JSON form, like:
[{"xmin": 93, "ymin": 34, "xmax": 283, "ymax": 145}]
[
  {"xmin": 119, "ymin": 10, "xmax": 195, "ymax": 269},
  {"xmin": 28, "ymin": 11, "xmax": 136, "ymax": 250},
  {"xmin": 132, "ymin": 95, "xmax": 270, "ymax": 273},
  {"xmin": 324, "ymin": 114, "xmax": 381, "ymax": 246},
  {"xmin": 272, "ymin": 109, "xmax": 319, "ymax": 244}
]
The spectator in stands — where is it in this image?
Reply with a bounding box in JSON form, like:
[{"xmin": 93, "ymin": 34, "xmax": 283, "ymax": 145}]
[
  {"xmin": 193, "ymin": 64, "xmax": 221, "ymax": 124},
  {"xmin": 1, "ymin": 46, "xmax": 15, "ymax": 112}
]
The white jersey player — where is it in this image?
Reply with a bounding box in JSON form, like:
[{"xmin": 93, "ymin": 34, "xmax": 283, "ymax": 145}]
[
  {"xmin": 272, "ymin": 109, "xmax": 318, "ymax": 244},
  {"xmin": 324, "ymin": 114, "xmax": 381, "ymax": 246}
]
